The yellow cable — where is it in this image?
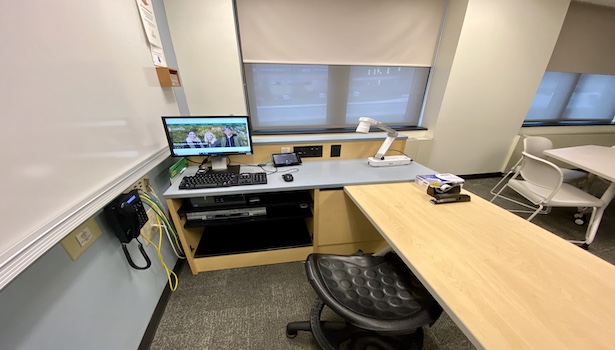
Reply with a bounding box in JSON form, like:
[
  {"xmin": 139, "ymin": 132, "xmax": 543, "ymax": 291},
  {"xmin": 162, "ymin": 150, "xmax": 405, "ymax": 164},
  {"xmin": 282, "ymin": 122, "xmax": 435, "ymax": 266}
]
[
  {"xmin": 140, "ymin": 194, "xmax": 181, "ymax": 246},
  {"xmin": 140, "ymin": 196, "xmax": 184, "ymax": 255},
  {"xmin": 141, "ymin": 214, "xmax": 179, "ymax": 292},
  {"xmin": 144, "ymin": 208, "xmax": 186, "ymax": 256}
]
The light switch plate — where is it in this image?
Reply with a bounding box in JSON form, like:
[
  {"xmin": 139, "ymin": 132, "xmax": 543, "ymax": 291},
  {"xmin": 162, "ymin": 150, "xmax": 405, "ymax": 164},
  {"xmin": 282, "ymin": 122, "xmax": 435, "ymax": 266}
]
[{"xmin": 61, "ymin": 217, "xmax": 103, "ymax": 261}]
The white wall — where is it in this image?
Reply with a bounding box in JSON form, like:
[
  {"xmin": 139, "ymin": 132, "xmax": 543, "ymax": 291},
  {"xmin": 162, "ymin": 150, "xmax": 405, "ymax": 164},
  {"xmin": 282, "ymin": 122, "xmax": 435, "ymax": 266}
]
[
  {"xmin": 422, "ymin": 0, "xmax": 572, "ymax": 174},
  {"xmin": 0, "ymin": 1, "xmax": 182, "ymax": 349},
  {"xmin": 164, "ymin": 0, "xmax": 247, "ymax": 116},
  {"xmin": 0, "ymin": 159, "xmax": 178, "ymax": 350}
]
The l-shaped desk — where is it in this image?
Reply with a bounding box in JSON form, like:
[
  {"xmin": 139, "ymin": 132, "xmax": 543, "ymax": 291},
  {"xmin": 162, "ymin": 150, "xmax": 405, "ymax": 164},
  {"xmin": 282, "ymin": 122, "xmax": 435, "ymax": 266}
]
[
  {"xmin": 163, "ymin": 159, "xmax": 434, "ymax": 273},
  {"xmin": 164, "ymin": 159, "xmax": 615, "ymax": 349}
]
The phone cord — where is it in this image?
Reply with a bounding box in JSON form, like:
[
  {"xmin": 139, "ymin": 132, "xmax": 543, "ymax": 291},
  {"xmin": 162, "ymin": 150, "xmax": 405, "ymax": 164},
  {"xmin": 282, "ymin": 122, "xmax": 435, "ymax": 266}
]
[{"xmin": 121, "ymin": 241, "xmax": 152, "ymax": 270}]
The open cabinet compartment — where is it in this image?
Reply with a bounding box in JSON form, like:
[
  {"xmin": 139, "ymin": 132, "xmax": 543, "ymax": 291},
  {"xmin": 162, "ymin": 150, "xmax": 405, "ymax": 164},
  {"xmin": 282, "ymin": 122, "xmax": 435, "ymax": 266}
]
[{"xmin": 194, "ymin": 217, "xmax": 312, "ymax": 257}]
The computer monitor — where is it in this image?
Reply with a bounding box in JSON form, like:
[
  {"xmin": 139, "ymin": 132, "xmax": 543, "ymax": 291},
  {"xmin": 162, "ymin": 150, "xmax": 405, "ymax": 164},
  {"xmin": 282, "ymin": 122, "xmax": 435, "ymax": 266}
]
[{"xmin": 161, "ymin": 116, "xmax": 254, "ymax": 173}]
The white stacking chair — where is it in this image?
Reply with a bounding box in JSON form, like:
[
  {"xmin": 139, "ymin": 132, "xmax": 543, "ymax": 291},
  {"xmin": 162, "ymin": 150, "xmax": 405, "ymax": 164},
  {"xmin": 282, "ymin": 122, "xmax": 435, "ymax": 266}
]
[
  {"xmin": 490, "ymin": 151, "xmax": 604, "ymax": 247},
  {"xmin": 490, "ymin": 136, "xmax": 588, "ymax": 197},
  {"xmin": 524, "ymin": 137, "xmax": 588, "ymax": 184}
]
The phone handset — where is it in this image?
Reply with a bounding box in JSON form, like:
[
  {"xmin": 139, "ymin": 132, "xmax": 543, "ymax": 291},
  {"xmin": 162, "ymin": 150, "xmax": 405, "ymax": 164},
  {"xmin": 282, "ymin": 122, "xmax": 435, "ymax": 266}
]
[
  {"xmin": 117, "ymin": 201, "xmax": 140, "ymax": 242},
  {"xmin": 104, "ymin": 190, "xmax": 152, "ymax": 270}
]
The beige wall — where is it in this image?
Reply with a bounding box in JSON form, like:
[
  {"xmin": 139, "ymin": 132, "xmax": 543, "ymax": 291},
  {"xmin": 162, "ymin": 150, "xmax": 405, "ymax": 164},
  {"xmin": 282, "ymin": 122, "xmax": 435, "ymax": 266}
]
[
  {"xmin": 164, "ymin": 0, "xmax": 247, "ymax": 115},
  {"xmin": 422, "ymin": 0, "xmax": 572, "ymax": 174},
  {"xmin": 164, "ymin": 0, "xmax": 615, "ymax": 175}
]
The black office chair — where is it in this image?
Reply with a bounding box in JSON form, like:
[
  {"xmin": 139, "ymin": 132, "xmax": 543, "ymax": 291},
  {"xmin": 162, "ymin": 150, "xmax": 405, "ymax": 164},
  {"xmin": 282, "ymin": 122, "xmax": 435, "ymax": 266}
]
[{"xmin": 286, "ymin": 252, "xmax": 442, "ymax": 349}]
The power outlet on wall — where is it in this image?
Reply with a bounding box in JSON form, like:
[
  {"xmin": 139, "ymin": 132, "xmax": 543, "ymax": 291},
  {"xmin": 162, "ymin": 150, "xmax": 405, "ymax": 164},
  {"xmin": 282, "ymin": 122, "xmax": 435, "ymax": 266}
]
[
  {"xmin": 140, "ymin": 208, "xmax": 159, "ymax": 245},
  {"xmin": 294, "ymin": 145, "xmax": 323, "ymax": 158},
  {"xmin": 60, "ymin": 217, "xmax": 103, "ymax": 261},
  {"xmin": 126, "ymin": 176, "xmax": 150, "ymax": 193}
]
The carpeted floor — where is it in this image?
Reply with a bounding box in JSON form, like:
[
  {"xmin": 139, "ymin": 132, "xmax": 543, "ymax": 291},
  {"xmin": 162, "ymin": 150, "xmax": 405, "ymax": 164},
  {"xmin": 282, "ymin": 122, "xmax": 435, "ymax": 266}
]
[{"xmin": 148, "ymin": 177, "xmax": 615, "ymax": 349}]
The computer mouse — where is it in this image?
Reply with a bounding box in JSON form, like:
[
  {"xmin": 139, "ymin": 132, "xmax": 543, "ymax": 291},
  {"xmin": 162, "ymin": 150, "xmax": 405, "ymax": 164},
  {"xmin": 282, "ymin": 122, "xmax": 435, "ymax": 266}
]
[{"xmin": 282, "ymin": 174, "xmax": 294, "ymax": 182}]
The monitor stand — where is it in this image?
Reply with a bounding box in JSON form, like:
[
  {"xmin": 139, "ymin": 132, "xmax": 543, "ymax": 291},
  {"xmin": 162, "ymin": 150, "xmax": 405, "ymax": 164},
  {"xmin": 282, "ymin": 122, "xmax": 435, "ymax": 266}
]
[{"xmin": 208, "ymin": 155, "xmax": 240, "ymax": 174}]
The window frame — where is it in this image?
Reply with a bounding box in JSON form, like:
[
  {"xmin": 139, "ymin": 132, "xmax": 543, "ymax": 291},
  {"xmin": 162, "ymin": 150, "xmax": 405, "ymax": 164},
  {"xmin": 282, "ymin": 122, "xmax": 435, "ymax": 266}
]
[
  {"xmin": 523, "ymin": 71, "xmax": 615, "ymax": 127},
  {"xmin": 244, "ymin": 63, "xmax": 430, "ymax": 134}
]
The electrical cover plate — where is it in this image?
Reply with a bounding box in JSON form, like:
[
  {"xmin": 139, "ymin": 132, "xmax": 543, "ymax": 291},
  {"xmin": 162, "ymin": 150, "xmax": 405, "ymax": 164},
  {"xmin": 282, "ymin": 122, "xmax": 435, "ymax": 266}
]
[
  {"xmin": 141, "ymin": 208, "xmax": 159, "ymax": 245},
  {"xmin": 294, "ymin": 145, "xmax": 323, "ymax": 158},
  {"xmin": 61, "ymin": 217, "xmax": 103, "ymax": 261}
]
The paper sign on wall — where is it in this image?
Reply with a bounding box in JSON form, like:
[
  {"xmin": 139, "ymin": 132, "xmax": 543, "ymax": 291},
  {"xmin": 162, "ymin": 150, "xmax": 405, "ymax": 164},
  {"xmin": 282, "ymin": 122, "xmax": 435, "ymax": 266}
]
[
  {"xmin": 136, "ymin": 0, "xmax": 168, "ymax": 66},
  {"xmin": 136, "ymin": 0, "xmax": 163, "ymax": 48},
  {"xmin": 150, "ymin": 45, "xmax": 167, "ymax": 67}
]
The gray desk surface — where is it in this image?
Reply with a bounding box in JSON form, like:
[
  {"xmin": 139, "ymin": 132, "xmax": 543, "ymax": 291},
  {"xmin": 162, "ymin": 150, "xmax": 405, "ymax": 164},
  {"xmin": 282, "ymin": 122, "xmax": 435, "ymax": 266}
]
[{"xmin": 163, "ymin": 158, "xmax": 435, "ymax": 199}]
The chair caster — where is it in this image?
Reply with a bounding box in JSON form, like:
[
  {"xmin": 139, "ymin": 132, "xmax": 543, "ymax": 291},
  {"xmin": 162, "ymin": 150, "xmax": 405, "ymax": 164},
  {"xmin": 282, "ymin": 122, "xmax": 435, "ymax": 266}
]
[
  {"xmin": 286, "ymin": 321, "xmax": 310, "ymax": 339},
  {"xmin": 286, "ymin": 330, "xmax": 297, "ymax": 339},
  {"xmin": 574, "ymin": 213, "xmax": 585, "ymax": 225},
  {"xmin": 581, "ymin": 243, "xmax": 589, "ymax": 250}
]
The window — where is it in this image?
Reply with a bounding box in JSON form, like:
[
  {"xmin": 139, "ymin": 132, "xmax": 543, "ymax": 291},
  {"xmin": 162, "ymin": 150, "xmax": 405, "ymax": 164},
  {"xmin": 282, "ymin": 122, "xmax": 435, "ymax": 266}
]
[
  {"xmin": 525, "ymin": 71, "xmax": 615, "ymax": 126},
  {"xmin": 244, "ymin": 64, "xmax": 430, "ymax": 133}
]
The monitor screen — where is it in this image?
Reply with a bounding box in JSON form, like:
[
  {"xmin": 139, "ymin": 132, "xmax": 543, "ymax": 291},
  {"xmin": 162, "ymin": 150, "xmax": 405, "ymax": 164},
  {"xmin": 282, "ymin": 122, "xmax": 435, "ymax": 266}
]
[{"xmin": 161, "ymin": 116, "xmax": 254, "ymax": 158}]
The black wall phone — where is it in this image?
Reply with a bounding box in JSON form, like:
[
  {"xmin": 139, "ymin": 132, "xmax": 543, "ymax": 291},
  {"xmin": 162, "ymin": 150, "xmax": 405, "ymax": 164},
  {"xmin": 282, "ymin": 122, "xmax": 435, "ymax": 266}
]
[{"xmin": 104, "ymin": 189, "xmax": 152, "ymax": 269}]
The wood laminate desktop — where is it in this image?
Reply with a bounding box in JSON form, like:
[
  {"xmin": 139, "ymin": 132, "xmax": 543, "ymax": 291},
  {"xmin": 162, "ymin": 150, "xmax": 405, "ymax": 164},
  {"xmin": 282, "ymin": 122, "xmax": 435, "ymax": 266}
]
[{"xmin": 344, "ymin": 182, "xmax": 615, "ymax": 350}]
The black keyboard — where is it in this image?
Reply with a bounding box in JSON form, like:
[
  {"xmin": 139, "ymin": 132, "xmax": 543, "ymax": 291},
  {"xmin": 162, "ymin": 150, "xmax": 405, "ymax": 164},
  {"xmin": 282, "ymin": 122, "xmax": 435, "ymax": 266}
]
[{"xmin": 179, "ymin": 172, "xmax": 268, "ymax": 190}]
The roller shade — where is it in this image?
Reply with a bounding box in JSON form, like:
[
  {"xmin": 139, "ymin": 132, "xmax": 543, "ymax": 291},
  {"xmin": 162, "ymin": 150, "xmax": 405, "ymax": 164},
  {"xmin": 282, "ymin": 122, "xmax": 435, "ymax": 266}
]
[
  {"xmin": 547, "ymin": 2, "xmax": 615, "ymax": 75},
  {"xmin": 235, "ymin": 0, "xmax": 447, "ymax": 66}
]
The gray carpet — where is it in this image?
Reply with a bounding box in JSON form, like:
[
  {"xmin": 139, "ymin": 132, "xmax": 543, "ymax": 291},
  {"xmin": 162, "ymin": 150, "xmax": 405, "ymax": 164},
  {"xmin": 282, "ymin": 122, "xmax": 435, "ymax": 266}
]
[{"xmin": 149, "ymin": 177, "xmax": 615, "ymax": 349}]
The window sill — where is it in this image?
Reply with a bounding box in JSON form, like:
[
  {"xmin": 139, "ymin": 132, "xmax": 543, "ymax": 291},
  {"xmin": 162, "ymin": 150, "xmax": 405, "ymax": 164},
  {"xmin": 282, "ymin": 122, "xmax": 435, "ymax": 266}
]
[
  {"xmin": 521, "ymin": 124, "xmax": 615, "ymax": 136},
  {"xmin": 252, "ymin": 130, "xmax": 428, "ymax": 145}
]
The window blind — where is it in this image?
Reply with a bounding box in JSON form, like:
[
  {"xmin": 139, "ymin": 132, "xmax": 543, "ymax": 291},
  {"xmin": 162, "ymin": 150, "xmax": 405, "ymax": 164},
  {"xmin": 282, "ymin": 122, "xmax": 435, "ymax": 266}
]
[
  {"xmin": 547, "ymin": 2, "xmax": 615, "ymax": 75},
  {"xmin": 235, "ymin": 0, "xmax": 447, "ymax": 66}
]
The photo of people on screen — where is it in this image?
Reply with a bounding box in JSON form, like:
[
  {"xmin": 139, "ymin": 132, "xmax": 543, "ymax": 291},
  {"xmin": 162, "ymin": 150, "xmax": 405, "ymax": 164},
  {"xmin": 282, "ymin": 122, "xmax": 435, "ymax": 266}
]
[
  {"xmin": 167, "ymin": 123, "xmax": 249, "ymax": 150},
  {"xmin": 221, "ymin": 126, "xmax": 245, "ymax": 147},
  {"xmin": 163, "ymin": 117, "xmax": 253, "ymax": 158},
  {"xmin": 185, "ymin": 130, "xmax": 204, "ymax": 148},
  {"xmin": 204, "ymin": 131, "xmax": 221, "ymax": 147}
]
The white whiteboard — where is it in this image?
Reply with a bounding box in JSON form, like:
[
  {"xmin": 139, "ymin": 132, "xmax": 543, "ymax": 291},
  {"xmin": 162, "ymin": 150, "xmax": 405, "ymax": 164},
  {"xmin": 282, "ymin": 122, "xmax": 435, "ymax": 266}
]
[{"xmin": 0, "ymin": 1, "xmax": 178, "ymax": 289}]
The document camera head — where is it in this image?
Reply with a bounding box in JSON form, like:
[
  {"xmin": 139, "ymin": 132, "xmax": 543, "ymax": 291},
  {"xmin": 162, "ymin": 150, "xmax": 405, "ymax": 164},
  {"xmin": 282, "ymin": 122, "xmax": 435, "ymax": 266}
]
[{"xmin": 355, "ymin": 117, "xmax": 378, "ymax": 134}]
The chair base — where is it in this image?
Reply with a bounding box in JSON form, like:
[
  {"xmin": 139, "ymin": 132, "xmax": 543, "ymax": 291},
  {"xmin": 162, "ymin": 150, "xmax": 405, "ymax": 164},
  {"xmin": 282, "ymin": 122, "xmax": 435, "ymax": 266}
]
[{"xmin": 286, "ymin": 297, "xmax": 424, "ymax": 350}]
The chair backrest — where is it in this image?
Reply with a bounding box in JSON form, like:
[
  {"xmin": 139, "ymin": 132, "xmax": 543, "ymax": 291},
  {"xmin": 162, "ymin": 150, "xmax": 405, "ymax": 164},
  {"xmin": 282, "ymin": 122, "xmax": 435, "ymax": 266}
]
[
  {"xmin": 523, "ymin": 136, "xmax": 553, "ymax": 159},
  {"xmin": 519, "ymin": 152, "xmax": 564, "ymax": 199}
]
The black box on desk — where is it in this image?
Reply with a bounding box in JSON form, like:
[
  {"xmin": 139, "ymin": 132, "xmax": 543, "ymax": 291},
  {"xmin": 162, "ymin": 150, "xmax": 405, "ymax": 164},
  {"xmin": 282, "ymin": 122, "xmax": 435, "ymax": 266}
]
[
  {"xmin": 426, "ymin": 183, "xmax": 461, "ymax": 197},
  {"xmin": 415, "ymin": 174, "xmax": 465, "ymax": 190}
]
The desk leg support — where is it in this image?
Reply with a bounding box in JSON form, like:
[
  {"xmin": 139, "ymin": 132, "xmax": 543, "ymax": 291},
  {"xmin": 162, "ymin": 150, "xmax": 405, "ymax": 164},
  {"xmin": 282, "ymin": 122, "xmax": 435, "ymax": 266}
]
[
  {"xmin": 577, "ymin": 183, "xmax": 615, "ymax": 248},
  {"xmin": 373, "ymin": 246, "xmax": 392, "ymax": 256}
]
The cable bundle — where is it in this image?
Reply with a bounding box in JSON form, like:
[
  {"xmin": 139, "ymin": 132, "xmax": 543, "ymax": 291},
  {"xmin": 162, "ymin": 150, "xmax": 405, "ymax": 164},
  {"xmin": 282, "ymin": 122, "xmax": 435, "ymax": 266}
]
[{"xmin": 138, "ymin": 188, "xmax": 185, "ymax": 292}]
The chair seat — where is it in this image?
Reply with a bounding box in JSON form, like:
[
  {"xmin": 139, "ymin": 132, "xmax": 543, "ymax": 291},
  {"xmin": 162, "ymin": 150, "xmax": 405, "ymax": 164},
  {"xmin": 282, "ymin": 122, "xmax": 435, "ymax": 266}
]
[
  {"xmin": 305, "ymin": 253, "xmax": 442, "ymax": 334},
  {"xmin": 509, "ymin": 179, "xmax": 604, "ymax": 207}
]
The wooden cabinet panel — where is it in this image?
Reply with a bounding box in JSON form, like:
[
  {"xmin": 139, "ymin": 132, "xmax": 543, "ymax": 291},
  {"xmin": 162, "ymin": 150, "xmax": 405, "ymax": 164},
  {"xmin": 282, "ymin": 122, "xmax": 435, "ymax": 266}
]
[
  {"xmin": 315, "ymin": 241, "xmax": 388, "ymax": 255},
  {"xmin": 168, "ymin": 191, "xmax": 314, "ymax": 275},
  {"xmin": 316, "ymin": 189, "xmax": 382, "ymax": 246}
]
